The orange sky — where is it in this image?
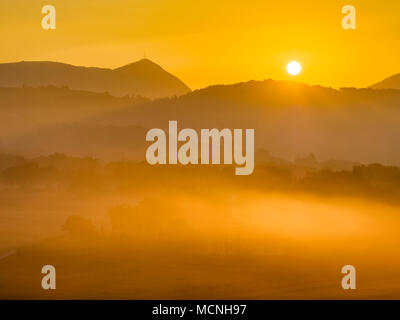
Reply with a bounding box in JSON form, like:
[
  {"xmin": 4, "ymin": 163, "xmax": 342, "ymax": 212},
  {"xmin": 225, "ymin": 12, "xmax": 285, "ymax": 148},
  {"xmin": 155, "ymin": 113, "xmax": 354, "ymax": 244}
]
[{"xmin": 0, "ymin": 0, "xmax": 399, "ymax": 89}]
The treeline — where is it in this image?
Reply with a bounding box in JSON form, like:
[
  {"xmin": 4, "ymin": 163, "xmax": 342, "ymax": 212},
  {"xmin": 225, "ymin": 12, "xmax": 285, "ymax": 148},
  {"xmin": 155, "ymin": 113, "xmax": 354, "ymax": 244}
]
[{"xmin": 1, "ymin": 153, "xmax": 400, "ymax": 204}]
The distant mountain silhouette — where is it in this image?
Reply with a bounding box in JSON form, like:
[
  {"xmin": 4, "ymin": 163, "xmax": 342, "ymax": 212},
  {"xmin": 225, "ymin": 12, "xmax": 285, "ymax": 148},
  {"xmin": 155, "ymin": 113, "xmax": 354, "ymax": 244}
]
[
  {"xmin": 0, "ymin": 59, "xmax": 191, "ymax": 99},
  {"xmin": 2, "ymin": 80, "xmax": 400, "ymax": 165},
  {"xmin": 91, "ymin": 80, "xmax": 400, "ymax": 165},
  {"xmin": 0, "ymin": 86, "xmax": 148, "ymax": 138},
  {"xmin": 370, "ymin": 73, "xmax": 400, "ymax": 89}
]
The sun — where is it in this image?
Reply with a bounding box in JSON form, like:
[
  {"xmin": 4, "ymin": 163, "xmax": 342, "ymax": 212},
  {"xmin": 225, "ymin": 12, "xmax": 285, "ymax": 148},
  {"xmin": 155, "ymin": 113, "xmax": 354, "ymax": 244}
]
[{"xmin": 287, "ymin": 61, "xmax": 301, "ymax": 76}]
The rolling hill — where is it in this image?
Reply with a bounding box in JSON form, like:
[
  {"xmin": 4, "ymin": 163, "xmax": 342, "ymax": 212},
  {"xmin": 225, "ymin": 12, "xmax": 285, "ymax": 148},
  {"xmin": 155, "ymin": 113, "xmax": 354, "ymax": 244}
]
[
  {"xmin": 2, "ymin": 80, "xmax": 400, "ymax": 165},
  {"xmin": 0, "ymin": 86, "xmax": 148, "ymax": 137},
  {"xmin": 370, "ymin": 73, "xmax": 400, "ymax": 89},
  {"xmin": 0, "ymin": 59, "xmax": 191, "ymax": 99},
  {"xmin": 90, "ymin": 80, "xmax": 400, "ymax": 165}
]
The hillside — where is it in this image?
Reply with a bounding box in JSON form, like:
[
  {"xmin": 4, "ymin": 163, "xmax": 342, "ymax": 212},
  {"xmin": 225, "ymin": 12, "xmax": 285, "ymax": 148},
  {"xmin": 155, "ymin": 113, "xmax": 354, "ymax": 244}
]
[
  {"xmin": 2, "ymin": 80, "xmax": 400, "ymax": 165},
  {"xmin": 370, "ymin": 73, "xmax": 400, "ymax": 90},
  {"xmin": 90, "ymin": 80, "xmax": 400, "ymax": 165},
  {"xmin": 0, "ymin": 59, "xmax": 191, "ymax": 99},
  {"xmin": 0, "ymin": 86, "xmax": 148, "ymax": 137}
]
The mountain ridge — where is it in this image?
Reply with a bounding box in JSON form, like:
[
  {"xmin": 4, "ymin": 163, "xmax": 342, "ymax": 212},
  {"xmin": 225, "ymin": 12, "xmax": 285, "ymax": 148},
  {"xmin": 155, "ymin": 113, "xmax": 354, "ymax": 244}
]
[
  {"xmin": 2, "ymin": 79, "xmax": 400, "ymax": 165},
  {"xmin": 0, "ymin": 59, "xmax": 191, "ymax": 99}
]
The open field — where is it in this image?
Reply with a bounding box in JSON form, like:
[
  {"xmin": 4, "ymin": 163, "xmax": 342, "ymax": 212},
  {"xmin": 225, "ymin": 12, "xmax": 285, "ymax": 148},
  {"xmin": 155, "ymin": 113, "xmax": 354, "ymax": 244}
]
[{"xmin": 1, "ymin": 186, "xmax": 400, "ymax": 299}]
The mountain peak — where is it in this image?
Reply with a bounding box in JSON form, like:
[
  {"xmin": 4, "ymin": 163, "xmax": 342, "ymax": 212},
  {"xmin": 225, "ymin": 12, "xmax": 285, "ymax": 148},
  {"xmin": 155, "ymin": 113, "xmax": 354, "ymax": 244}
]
[
  {"xmin": 114, "ymin": 58, "xmax": 163, "ymax": 72},
  {"xmin": 0, "ymin": 59, "xmax": 191, "ymax": 99}
]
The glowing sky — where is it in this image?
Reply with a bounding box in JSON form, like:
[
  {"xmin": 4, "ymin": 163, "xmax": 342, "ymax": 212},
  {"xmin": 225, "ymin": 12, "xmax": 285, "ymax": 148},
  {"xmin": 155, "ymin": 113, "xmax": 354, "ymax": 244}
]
[{"xmin": 0, "ymin": 0, "xmax": 399, "ymax": 89}]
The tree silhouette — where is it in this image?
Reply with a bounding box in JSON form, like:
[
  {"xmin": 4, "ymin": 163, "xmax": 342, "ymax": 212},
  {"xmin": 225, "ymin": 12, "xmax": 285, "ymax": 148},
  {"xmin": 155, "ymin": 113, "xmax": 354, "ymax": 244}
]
[{"xmin": 62, "ymin": 215, "xmax": 96, "ymax": 236}]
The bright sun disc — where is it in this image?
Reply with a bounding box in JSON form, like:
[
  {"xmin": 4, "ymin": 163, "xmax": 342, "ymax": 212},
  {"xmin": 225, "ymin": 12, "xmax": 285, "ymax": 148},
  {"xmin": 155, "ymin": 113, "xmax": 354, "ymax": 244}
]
[{"xmin": 287, "ymin": 61, "xmax": 301, "ymax": 76}]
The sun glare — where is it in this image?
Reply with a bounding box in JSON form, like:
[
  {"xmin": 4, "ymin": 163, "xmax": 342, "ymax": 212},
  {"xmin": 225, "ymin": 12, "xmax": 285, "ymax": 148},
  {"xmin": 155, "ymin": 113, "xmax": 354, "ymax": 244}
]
[{"xmin": 287, "ymin": 61, "xmax": 301, "ymax": 76}]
